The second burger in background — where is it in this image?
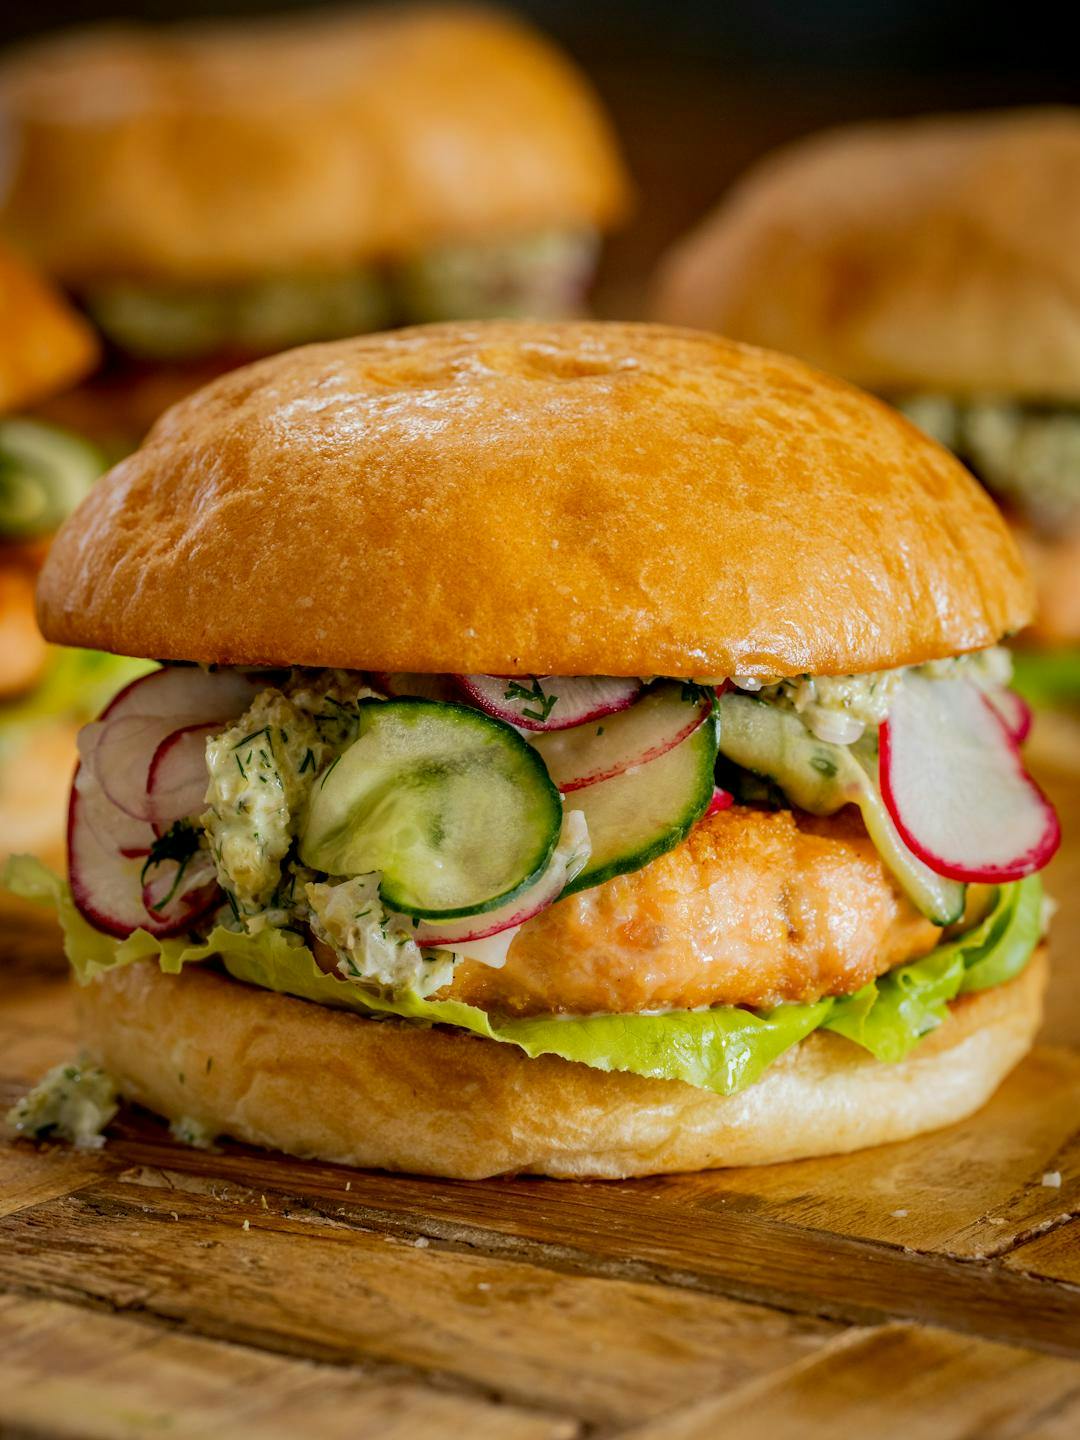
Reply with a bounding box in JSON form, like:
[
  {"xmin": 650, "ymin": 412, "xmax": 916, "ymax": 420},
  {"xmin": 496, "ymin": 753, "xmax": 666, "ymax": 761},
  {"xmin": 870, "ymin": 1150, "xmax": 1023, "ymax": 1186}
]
[
  {"xmin": 0, "ymin": 4, "xmax": 630, "ymax": 449},
  {"xmin": 653, "ymin": 108, "xmax": 1080, "ymax": 757}
]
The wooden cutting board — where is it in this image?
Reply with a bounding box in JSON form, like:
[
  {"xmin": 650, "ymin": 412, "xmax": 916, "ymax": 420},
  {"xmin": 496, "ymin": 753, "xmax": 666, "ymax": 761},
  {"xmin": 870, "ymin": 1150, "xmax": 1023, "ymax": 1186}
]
[{"xmin": 2, "ymin": 765, "xmax": 1080, "ymax": 1438}]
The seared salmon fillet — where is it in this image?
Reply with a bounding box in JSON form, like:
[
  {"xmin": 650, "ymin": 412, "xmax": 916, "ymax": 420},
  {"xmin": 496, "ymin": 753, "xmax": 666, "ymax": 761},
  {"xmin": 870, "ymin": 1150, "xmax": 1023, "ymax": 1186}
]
[{"xmin": 444, "ymin": 805, "xmax": 946, "ymax": 1015}]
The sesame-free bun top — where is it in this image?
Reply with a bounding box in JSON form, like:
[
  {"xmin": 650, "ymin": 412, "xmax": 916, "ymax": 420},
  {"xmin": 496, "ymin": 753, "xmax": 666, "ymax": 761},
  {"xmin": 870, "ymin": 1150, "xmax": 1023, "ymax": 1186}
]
[
  {"xmin": 0, "ymin": 242, "xmax": 98, "ymax": 413},
  {"xmin": 653, "ymin": 108, "xmax": 1080, "ymax": 401},
  {"xmin": 37, "ymin": 321, "xmax": 1032, "ymax": 679},
  {"xmin": 0, "ymin": 6, "xmax": 629, "ymax": 286}
]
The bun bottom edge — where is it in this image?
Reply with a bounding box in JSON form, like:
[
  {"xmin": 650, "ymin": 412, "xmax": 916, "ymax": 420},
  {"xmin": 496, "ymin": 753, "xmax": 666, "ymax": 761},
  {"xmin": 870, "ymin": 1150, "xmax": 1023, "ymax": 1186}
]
[{"xmin": 75, "ymin": 949, "xmax": 1047, "ymax": 1180}]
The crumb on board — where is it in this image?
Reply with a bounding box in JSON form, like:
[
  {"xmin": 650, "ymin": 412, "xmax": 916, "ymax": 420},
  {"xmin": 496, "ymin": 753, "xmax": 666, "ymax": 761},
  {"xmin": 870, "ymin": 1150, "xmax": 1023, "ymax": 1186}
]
[
  {"xmin": 5, "ymin": 1062, "xmax": 118, "ymax": 1149},
  {"xmin": 1042, "ymin": 1171, "xmax": 1063, "ymax": 1188}
]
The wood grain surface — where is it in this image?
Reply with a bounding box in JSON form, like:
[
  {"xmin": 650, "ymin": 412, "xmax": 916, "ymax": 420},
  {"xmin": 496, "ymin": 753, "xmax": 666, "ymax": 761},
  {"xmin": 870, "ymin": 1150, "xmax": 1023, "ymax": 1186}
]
[{"xmin": 1, "ymin": 749, "xmax": 1078, "ymax": 1435}]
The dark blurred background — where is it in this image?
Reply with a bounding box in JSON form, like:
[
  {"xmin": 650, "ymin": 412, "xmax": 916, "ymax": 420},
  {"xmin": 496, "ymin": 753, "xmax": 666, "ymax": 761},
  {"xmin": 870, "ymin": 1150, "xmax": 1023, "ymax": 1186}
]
[{"xmin": 2, "ymin": 0, "xmax": 1075, "ymax": 309}]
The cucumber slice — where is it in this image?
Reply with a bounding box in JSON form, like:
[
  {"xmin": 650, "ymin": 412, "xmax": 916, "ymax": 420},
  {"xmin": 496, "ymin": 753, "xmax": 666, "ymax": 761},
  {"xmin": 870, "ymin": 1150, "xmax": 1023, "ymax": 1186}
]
[
  {"xmin": 715, "ymin": 691, "xmax": 966, "ymax": 925},
  {"xmin": 564, "ymin": 714, "xmax": 719, "ymax": 896},
  {"xmin": 299, "ymin": 698, "xmax": 562, "ymax": 919},
  {"xmin": 0, "ymin": 419, "xmax": 105, "ymax": 541}
]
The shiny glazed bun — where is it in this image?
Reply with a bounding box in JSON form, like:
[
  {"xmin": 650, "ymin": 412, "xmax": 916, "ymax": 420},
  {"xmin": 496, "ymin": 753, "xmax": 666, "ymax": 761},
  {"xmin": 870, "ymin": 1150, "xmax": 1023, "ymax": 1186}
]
[
  {"xmin": 653, "ymin": 108, "xmax": 1080, "ymax": 400},
  {"xmin": 36, "ymin": 320, "xmax": 1032, "ymax": 679}
]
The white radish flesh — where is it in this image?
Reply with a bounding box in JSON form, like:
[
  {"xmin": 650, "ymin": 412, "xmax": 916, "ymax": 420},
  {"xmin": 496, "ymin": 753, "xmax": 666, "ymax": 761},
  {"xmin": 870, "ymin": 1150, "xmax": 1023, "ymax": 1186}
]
[
  {"xmin": 81, "ymin": 666, "xmax": 259, "ymax": 824},
  {"xmin": 879, "ymin": 674, "xmax": 1059, "ymax": 883},
  {"xmin": 145, "ymin": 722, "xmax": 219, "ymax": 828},
  {"xmin": 457, "ymin": 674, "xmax": 643, "ymax": 731},
  {"xmin": 986, "ymin": 687, "xmax": 1033, "ymax": 745},
  {"xmin": 68, "ymin": 767, "xmax": 218, "ymax": 938},
  {"xmin": 530, "ymin": 682, "xmax": 710, "ymax": 791}
]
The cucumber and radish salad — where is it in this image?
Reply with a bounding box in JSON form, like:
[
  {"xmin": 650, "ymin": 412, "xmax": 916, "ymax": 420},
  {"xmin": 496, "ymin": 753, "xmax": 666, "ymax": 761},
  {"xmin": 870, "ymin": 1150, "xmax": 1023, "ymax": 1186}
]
[{"xmin": 62, "ymin": 656, "xmax": 1057, "ymax": 972}]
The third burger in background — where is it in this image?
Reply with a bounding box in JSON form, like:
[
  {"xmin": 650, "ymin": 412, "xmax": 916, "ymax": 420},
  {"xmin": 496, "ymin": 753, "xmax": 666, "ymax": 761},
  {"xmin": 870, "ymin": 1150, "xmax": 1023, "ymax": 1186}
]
[
  {"xmin": 653, "ymin": 108, "xmax": 1080, "ymax": 760},
  {"xmin": 0, "ymin": 4, "xmax": 630, "ymax": 447}
]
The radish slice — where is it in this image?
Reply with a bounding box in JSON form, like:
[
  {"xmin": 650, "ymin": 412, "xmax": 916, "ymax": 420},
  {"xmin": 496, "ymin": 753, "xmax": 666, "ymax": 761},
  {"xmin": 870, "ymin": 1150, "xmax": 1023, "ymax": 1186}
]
[
  {"xmin": 68, "ymin": 766, "xmax": 219, "ymax": 938},
  {"xmin": 986, "ymin": 687, "xmax": 1033, "ymax": 745},
  {"xmin": 879, "ymin": 674, "xmax": 1060, "ymax": 883},
  {"xmin": 81, "ymin": 666, "xmax": 260, "ymax": 823},
  {"xmin": 705, "ymin": 787, "xmax": 734, "ymax": 818},
  {"xmin": 86, "ymin": 714, "xmax": 191, "ymax": 821},
  {"xmin": 530, "ymin": 681, "xmax": 711, "ymax": 791},
  {"xmin": 74, "ymin": 730, "xmax": 152, "ymax": 857},
  {"xmin": 145, "ymin": 722, "xmax": 219, "ymax": 829},
  {"xmin": 457, "ymin": 674, "xmax": 643, "ymax": 732},
  {"xmin": 99, "ymin": 665, "xmax": 261, "ymax": 725},
  {"xmin": 368, "ymin": 672, "xmax": 459, "ymax": 702},
  {"xmin": 410, "ymin": 811, "xmax": 590, "ymax": 949}
]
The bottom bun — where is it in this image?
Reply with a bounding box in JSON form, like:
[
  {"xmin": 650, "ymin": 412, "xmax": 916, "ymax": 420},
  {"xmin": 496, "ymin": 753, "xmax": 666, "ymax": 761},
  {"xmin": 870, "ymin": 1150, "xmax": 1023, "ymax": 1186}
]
[{"xmin": 76, "ymin": 950, "xmax": 1047, "ymax": 1180}]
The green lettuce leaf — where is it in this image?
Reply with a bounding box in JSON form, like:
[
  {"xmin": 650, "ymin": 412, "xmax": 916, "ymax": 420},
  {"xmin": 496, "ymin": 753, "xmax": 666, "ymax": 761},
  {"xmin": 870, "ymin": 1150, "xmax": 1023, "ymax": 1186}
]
[
  {"xmin": 1011, "ymin": 648, "xmax": 1080, "ymax": 710},
  {"xmin": 2, "ymin": 855, "xmax": 1042, "ymax": 1097}
]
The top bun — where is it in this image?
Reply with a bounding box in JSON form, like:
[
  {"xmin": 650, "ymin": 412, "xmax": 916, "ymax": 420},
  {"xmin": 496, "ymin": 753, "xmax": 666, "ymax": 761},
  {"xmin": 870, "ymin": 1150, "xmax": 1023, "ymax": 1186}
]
[
  {"xmin": 0, "ymin": 6, "xmax": 629, "ymax": 286},
  {"xmin": 653, "ymin": 108, "xmax": 1080, "ymax": 401},
  {"xmin": 0, "ymin": 242, "xmax": 99, "ymax": 413},
  {"xmin": 37, "ymin": 321, "xmax": 1032, "ymax": 679}
]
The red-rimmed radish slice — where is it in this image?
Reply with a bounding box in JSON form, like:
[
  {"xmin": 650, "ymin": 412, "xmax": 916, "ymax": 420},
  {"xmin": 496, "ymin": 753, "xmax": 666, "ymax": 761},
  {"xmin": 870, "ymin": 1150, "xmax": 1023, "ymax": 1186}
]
[
  {"xmin": 530, "ymin": 681, "xmax": 711, "ymax": 791},
  {"xmin": 86, "ymin": 714, "xmax": 187, "ymax": 820},
  {"xmin": 879, "ymin": 674, "xmax": 1059, "ymax": 883},
  {"xmin": 704, "ymin": 787, "xmax": 734, "ymax": 818},
  {"xmin": 98, "ymin": 665, "xmax": 260, "ymax": 723},
  {"xmin": 409, "ymin": 812, "xmax": 590, "ymax": 950},
  {"xmin": 986, "ymin": 687, "xmax": 1033, "ymax": 745},
  {"xmin": 68, "ymin": 768, "xmax": 218, "ymax": 938},
  {"xmin": 145, "ymin": 722, "xmax": 219, "ymax": 828},
  {"xmin": 367, "ymin": 672, "xmax": 459, "ymax": 702},
  {"xmin": 71, "ymin": 744, "xmax": 150, "ymax": 858},
  {"xmin": 456, "ymin": 674, "xmax": 643, "ymax": 732},
  {"xmin": 81, "ymin": 666, "xmax": 260, "ymax": 823}
]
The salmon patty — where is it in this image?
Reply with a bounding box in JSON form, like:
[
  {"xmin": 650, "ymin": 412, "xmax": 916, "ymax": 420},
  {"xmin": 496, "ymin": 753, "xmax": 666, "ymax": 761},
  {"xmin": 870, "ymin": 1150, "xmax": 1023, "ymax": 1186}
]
[{"xmin": 441, "ymin": 805, "xmax": 950, "ymax": 1015}]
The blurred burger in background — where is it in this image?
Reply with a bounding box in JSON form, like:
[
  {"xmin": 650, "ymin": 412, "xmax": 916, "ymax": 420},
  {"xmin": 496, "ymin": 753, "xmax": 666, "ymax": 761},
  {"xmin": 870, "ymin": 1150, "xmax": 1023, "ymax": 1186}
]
[
  {"xmin": 0, "ymin": 4, "xmax": 630, "ymax": 451},
  {"xmin": 0, "ymin": 242, "xmax": 147, "ymax": 915},
  {"xmin": 653, "ymin": 108, "xmax": 1080, "ymax": 762}
]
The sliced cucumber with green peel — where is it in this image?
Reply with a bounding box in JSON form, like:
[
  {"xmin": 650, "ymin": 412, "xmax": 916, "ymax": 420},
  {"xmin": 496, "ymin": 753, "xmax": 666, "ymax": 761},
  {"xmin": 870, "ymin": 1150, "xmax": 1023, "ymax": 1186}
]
[
  {"xmin": 0, "ymin": 419, "xmax": 105, "ymax": 541},
  {"xmin": 300, "ymin": 698, "xmax": 563, "ymax": 919},
  {"xmin": 715, "ymin": 691, "xmax": 966, "ymax": 925},
  {"xmin": 564, "ymin": 714, "xmax": 719, "ymax": 896}
]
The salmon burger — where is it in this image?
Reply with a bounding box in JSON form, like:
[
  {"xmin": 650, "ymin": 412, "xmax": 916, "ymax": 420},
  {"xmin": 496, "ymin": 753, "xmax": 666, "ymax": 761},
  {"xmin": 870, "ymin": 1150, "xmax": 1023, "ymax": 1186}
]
[{"xmin": 4, "ymin": 321, "xmax": 1059, "ymax": 1178}]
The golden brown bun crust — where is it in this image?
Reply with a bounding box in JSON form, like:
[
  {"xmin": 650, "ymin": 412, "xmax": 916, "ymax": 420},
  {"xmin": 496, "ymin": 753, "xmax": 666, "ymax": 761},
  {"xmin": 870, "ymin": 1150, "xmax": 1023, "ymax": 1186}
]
[
  {"xmin": 37, "ymin": 321, "xmax": 1032, "ymax": 679},
  {"xmin": 0, "ymin": 7, "xmax": 629, "ymax": 285},
  {"xmin": 653, "ymin": 109, "xmax": 1080, "ymax": 401},
  {"xmin": 75, "ymin": 949, "xmax": 1046, "ymax": 1179},
  {"xmin": 0, "ymin": 243, "xmax": 98, "ymax": 411}
]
